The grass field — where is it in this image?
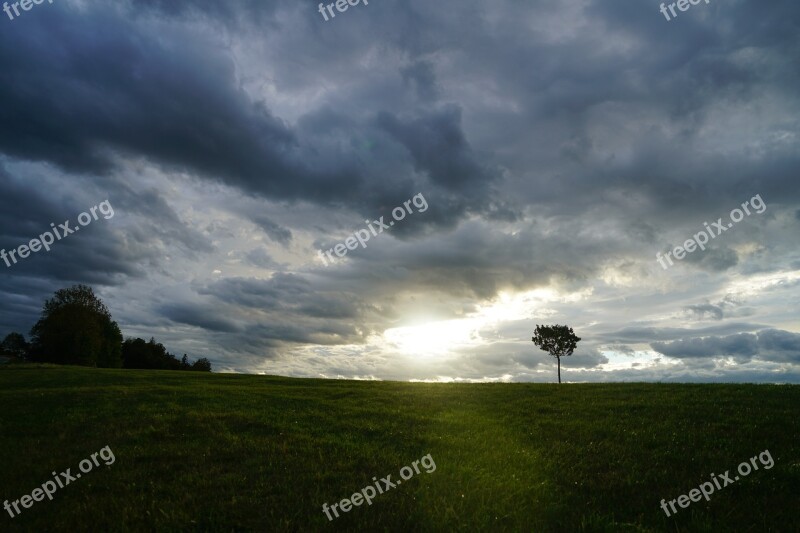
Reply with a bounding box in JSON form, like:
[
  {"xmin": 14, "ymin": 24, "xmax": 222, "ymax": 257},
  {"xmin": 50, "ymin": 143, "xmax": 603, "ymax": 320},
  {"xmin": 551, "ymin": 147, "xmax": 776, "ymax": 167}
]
[{"xmin": 1, "ymin": 364, "xmax": 798, "ymax": 532}]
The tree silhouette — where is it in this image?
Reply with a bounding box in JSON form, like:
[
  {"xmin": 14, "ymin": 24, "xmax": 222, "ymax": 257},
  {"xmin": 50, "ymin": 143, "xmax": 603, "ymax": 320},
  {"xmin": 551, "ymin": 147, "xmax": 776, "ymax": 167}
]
[
  {"xmin": 1, "ymin": 332, "xmax": 28, "ymax": 359},
  {"xmin": 532, "ymin": 324, "xmax": 581, "ymax": 384},
  {"xmin": 121, "ymin": 338, "xmax": 212, "ymax": 371},
  {"xmin": 29, "ymin": 285, "xmax": 122, "ymax": 367},
  {"xmin": 122, "ymin": 337, "xmax": 177, "ymax": 370},
  {"xmin": 22, "ymin": 285, "xmax": 213, "ymax": 372},
  {"xmin": 191, "ymin": 358, "xmax": 212, "ymax": 372}
]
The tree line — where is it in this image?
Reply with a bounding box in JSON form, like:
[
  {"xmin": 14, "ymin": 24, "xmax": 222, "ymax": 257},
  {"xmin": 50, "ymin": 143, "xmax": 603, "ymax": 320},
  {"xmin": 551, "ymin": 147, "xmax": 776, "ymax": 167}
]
[{"xmin": 0, "ymin": 284, "xmax": 211, "ymax": 371}]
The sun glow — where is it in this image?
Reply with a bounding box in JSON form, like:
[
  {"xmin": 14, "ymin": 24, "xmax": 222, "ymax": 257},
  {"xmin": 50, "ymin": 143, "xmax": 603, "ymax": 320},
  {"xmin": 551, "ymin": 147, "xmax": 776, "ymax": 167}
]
[
  {"xmin": 383, "ymin": 318, "xmax": 479, "ymax": 357},
  {"xmin": 382, "ymin": 288, "xmax": 591, "ymax": 358}
]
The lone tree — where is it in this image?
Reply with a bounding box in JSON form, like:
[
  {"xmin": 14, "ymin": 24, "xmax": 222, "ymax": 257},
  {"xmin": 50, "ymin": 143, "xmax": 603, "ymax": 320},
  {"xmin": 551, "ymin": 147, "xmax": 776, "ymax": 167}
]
[
  {"xmin": 29, "ymin": 285, "xmax": 122, "ymax": 368},
  {"xmin": 532, "ymin": 324, "xmax": 581, "ymax": 384}
]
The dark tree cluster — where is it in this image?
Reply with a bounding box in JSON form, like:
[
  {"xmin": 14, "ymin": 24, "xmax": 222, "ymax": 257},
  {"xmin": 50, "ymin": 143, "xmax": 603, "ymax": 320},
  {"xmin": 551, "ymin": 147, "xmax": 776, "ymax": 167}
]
[
  {"xmin": 0, "ymin": 332, "xmax": 28, "ymax": 360},
  {"xmin": 2, "ymin": 285, "xmax": 212, "ymax": 372},
  {"xmin": 122, "ymin": 337, "xmax": 212, "ymax": 372}
]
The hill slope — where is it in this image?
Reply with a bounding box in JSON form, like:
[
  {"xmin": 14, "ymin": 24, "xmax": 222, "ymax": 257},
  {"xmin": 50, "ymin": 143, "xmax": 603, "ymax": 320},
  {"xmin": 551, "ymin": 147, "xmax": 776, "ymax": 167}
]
[{"xmin": 1, "ymin": 365, "xmax": 798, "ymax": 531}]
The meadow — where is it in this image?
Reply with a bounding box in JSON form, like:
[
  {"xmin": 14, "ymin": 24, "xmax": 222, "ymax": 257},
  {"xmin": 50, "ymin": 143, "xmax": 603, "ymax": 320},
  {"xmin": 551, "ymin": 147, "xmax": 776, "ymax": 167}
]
[{"xmin": 1, "ymin": 364, "xmax": 798, "ymax": 532}]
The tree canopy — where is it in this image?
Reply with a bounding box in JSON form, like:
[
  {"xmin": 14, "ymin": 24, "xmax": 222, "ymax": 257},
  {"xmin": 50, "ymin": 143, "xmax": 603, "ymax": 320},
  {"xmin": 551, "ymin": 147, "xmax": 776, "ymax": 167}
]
[
  {"xmin": 1, "ymin": 332, "xmax": 28, "ymax": 359},
  {"xmin": 29, "ymin": 285, "xmax": 123, "ymax": 367},
  {"xmin": 532, "ymin": 324, "xmax": 581, "ymax": 384}
]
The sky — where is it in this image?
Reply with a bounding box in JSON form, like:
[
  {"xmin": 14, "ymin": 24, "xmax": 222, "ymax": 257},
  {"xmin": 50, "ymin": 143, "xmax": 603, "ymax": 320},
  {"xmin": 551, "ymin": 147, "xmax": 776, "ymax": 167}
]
[{"xmin": 0, "ymin": 0, "xmax": 798, "ymax": 382}]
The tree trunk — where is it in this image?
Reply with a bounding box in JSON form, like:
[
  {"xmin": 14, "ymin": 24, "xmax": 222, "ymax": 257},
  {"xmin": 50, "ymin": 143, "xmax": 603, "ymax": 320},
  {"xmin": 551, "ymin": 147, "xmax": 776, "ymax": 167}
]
[{"xmin": 557, "ymin": 356, "xmax": 561, "ymax": 384}]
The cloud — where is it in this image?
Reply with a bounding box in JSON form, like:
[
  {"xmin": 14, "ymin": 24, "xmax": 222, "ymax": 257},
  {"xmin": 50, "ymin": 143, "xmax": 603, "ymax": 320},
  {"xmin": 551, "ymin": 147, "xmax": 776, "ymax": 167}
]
[
  {"xmin": 160, "ymin": 303, "xmax": 242, "ymax": 333},
  {"xmin": 651, "ymin": 329, "xmax": 800, "ymax": 364},
  {"xmin": 0, "ymin": 0, "xmax": 798, "ymax": 382},
  {"xmin": 599, "ymin": 323, "xmax": 768, "ymax": 344},
  {"xmin": 400, "ymin": 60, "xmax": 440, "ymax": 102},
  {"xmin": 684, "ymin": 304, "xmax": 724, "ymax": 321},
  {"xmin": 251, "ymin": 215, "xmax": 293, "ymax": 245}
]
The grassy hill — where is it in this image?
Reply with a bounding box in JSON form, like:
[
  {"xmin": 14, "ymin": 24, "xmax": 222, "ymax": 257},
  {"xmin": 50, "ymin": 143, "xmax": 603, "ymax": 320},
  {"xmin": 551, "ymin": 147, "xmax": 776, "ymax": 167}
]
[{"xmin": 0, "ymin": 364, "xmax": 798, "ymax": 532}]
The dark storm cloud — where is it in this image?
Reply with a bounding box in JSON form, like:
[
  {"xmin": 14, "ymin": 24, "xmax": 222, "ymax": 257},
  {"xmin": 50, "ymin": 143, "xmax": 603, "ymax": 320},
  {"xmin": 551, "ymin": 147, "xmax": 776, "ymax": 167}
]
[
  {"xmin": 561, "ymin": 350, "xmax": 609, "ymax": 369},
  {"xmin": 314, "ymin": 218, "xmax": 631, "ymax": 300},
  {"xmin": 200, "ymin": 274, "xmax": 368, "ymax": 321},
  {"xmin": 0, "ymin": 1, "xmax": 532, "ymax": 239},
  {"xmin": 0, "ymin": 166, "xmax": 138, "ymax": 330},
  {"xmin": 246, "ymin": 319, "xmax": 362, "ymax": 346},
  {"xmin": 0, "ymin": 168, "xmax": 128, "ymax": 278},
  {"xmin": 0, "ymin": 166, "xmax": 211, "ymax": 277},
  {"xmin": 0, "ymin": 4, "xmax": 361, "ymax": 202},
  {"xmin": 0, "ymin": 0, "xmax": 510, "ymax": 232},
  {"xmin": 400, "ymin": 60, "xmax": 440, "ymax": 102},
  {"xmin": 674, "ymin": 245, "xmax": 740, "ymax": 272},
  {"xmin": 0, "ymin": 162, "xmax": 219, "ymax": 336},
  {"xmin": 681, "ymin": 295, "xmax": 755, "ymax": 323},
  {"xmin": 375, "ymin": 105, "xmax": 503, "ymax": 208},
  {"xmin": 652, "ymin": 333, "xmax": 759, "ymax": 361},
  {"xmin": 129, "ymin": 0, "xmax": 282, "ymax": 25},
  {"xmin": 599, "ymin": 323, "xmax": 768, "ymax": 344},
  {"xmin": 200, "ymin": 274, "xmax": 312, "ymax": 309},
  {"xmin": 149, "ymin": 274, "xmax": 380, "ymax": 355},
  {"xmin": 156, "ymin": 293, "xmax": 369, "ymax": 362},
  {"xmin": 251, "ymin": 215, "xmax": 293, "ymax": 246},
  {"xmin": 1, "ymin": 0, "xmax": 798, "ymax": 380},
  {"xmin": 244, "ymin": 248, "xmax": 283, "ymax": 270},
  {"xmin": 3, "ymin": 0, "xmax": 797, "ymax": 236},
  {"xmin": 110, "ymin": 181, "xmax": 215, "ymax": 257},
  {"xmin": 0, "ymin": 277, "xmax": 55, "ymax": 336},
  {"xmin": 159, "ymin": 303, "xmax": 242, "ymax": 333},
  {"xmin": 651, "ymin": 329, "xmax": 800, "ymax": 364},
  {"xmin": 756, "ymin": 329, "xmax": 800, "ymax": 363},
  {"xmin": 460, "ymin": 1, "xmax": 800, "ymax": 228}
]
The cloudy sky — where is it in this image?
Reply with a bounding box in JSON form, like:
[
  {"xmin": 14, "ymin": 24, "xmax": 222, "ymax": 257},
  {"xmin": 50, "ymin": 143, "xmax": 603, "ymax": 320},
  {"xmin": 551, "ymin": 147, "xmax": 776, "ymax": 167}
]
[{"xmin": 1, "ymin": 0, "xmax": 798, "ymax": 382}]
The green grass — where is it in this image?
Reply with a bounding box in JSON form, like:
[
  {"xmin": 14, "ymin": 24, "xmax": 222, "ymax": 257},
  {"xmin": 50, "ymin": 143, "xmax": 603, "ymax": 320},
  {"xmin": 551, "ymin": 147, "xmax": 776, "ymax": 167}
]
[{"xmin": 1, "ymin": 364, "xmax": 798, "ymax": 532}]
